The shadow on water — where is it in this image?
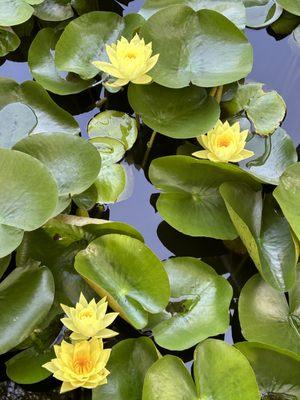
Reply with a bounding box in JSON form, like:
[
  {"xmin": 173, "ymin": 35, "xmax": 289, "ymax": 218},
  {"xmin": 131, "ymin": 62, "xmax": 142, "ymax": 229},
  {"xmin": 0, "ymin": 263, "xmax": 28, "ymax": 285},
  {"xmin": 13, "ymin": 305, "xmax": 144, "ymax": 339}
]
[{"xmin": 0, "ymin": 0, "xmax": 299, "ymax": 398}]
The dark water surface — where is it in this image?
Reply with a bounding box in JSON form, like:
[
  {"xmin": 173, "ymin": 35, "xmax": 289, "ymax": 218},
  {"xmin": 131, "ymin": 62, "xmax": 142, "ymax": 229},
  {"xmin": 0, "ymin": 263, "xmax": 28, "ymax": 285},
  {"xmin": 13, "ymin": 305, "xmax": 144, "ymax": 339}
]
[{"xmin": 0, "ymin": 3, "xmax": 299, "ymax": 399}]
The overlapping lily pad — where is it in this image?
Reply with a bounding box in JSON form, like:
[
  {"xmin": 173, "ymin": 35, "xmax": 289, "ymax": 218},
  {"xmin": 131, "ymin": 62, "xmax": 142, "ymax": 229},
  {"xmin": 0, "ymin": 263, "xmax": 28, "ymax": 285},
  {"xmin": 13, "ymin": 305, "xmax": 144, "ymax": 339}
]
[
  {"xmin": 0, "ymin": 102, "xmax": 37, "ymax": 148},
  {"xmin": 75, "ymin": 234, "xmax": 170, "ymax": 329},
  {"xmin": 0, "ymin": 0, "xmax": 35, "ymax": 26},
  {"xmin": 33, "ymin": 0, "xmax": 74, "ymax": 21},
  {"xmin": 239, "ymin": 127, "xmax": 297, "ymax": 185},
  {"xmin": 244, "ymin": 0, "xmax": 283, "ymax": 28},
  {"xmin": 140, "ymin": 0, "xmax": 247, "ymax": 28},
  {"xmin": 94, "ymin": 164, "xmax": 126, "ymax": 204},
  {"xmin": 220, "ymin": 183, "xmax": 298, "ymax": 291},
  {"xmin": 276, "ymin": 0, "xmax": 300, "ymax": 16},
  {"xmin": 150, "ymin": 257, "xmax": 232, "ymax": 350},
  {"xmin": 236, "ymin": 342, "xmax": 300, "ymax": 399},
  {"xmin": 28, "ymin": 28, "xmax": 93, "ymax": 95},
  {"xmin": 88, "ymin": 111, "xmax": 138, "ymax": 150},
  {"xmin": 239, "ymin": 272, "xmax": 300, "ymax": 355},
  {"xmin": 93, "ymin": 337, "xmax": 159, "ymax": 400},
  {"xmin": 140, "ymin": 5, "xmax": 253, "ymax": 88},
  {"xmin": 55, "ymin": 11, "xmax": 125, "ymax": 79},
  {"xmin": 143, "ymin": 339, "xmax": 260, "ymax": 400},
  {"xmin": 14, "ymin": 133, "xmax": 101, "ymax": 214},
  {"xmin": 0, "ymin": 265, "xmax": 54, "ymax": 354},
  {"xmin": 0, "ymin": 148, "xmax": 58, "ymax": 257},
  {"xmin": 0, "ymin": 27, "xmax": 20, "ymax": 56},
  {"xmin": 274, "ymin": 162, "xmax": 300, "ymax": 241},
  {"xmin": 128, "ymin": 83, "xmax": 220, "ymax": 138},
  {"xmin": 149, "ymin": 155, "xmax": 259, "ymax": 239},
  {"xmin": 0, "ymin": 78, "xmax": 79, "ymax": 134}
]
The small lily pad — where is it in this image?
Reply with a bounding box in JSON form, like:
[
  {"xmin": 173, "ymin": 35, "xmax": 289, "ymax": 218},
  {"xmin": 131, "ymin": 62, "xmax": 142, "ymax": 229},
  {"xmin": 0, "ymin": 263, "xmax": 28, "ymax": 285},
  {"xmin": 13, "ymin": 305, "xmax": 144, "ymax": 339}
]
[
  {"xmin": 33, "ymin": 0, "xmax": 74, "ymax": 21},
  {"xmin": 88, "ymin": 110, "xmax": 138, "ymax": 150},
  {"xmin": 94, "ymin": 164, "xmax": 126, "ymax": 204},
  {"xmin": 0, "ymin": 102, "xmax": 37, "ymax": 148},
  {"xmin": 0, "ymin": 27, "xmax": 20, "ymax": 56}
]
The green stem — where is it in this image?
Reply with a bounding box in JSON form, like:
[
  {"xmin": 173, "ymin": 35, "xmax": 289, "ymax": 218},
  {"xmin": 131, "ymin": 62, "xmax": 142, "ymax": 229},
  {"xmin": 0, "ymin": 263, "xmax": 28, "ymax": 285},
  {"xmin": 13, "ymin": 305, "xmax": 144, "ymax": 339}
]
[
  {"xmin": 142, "ymin": 131, "xmax": 157, "ymax": 169},
  {"xmin": 209, "ymin": 87, "xmax": 218, "ymax": 97},
  {"xmin": 215, "ymin": 85, "xmax": 224, "ymax": 104},
  {"xmin": 135, "ymin": 113, "xmax": 141, "ymax": 131}
]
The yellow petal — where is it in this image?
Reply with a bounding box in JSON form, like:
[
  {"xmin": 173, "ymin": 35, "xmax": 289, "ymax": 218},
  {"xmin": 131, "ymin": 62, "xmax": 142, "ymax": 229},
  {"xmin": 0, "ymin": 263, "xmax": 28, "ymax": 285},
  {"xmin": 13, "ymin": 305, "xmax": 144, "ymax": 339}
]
[
  {"xmin": 192, "ymin": 150, "xmax": 209, "ymax": 159},
  {"xmin": 230, "ymin": 149, "xmax": 254, "ymax": 162},
  {"xmin": 60, "ymin": 381, "xmax": 76, "ymax": 394},
  {"xmin": 91, "ymin": 61, "xmax": 124, "ymax": 79},
  {"xmin": 131, "ymin": 74, "xmax": 152, "ymax": 84},
  {"xmin": 144, "ymin": 53, "xmax": 159, "ymax": 73}
]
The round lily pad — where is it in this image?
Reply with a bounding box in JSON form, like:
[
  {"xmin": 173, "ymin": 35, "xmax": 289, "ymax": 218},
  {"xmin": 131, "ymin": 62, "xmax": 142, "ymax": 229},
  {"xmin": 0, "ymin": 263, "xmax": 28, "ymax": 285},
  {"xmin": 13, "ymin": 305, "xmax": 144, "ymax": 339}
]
[
  {"xmin": 140, "ymin": 5, "xmax": 253, "ymax": 88},
  {"xmin": 0, "ymin": 27, "xmax": 20, "ymax": 56},
  {"xmin": 0, "ymin": 0, "xmax": 34, "ymax": 26},
  {"xmin": 239, "ymin": 272, "xmax": 300, "ymax": 355},
  {"xmin": 75, "ymin": 234, "xmax": 170, "ymax": 329},
  {"xmin": 0, "ymin": 102, "xmax": 37, "ymax": 148},
  {"xmin": 276, "ymin": 0, "xmax": 300, "ymax": 16},
  {"xmin": 14, "ymin": 133, "xmax": 101, "ymax": 197},
  {"xmin": 33, "ymin": 0, "xmax": 74, "ymax": 21},
  {"xmin": 89, "ymin": 137, "xmax": 125, "ymax": 165},
  {"xmin": 88, "ymin": 110, "xmax": 138, "ymax": 150},
  {"xmin": 28, "ymin": 28, "xmax": 93, "ymax": 95},
  {"xmin": 128, "ymin": 83, "xmax": 220, "ymax": 139},
  {"xmin": 94, "ymin": 164, "xmax": 126, "ymax": 204},
  {"xmin": 151, "ymin": 257, "xmax": 232, "ymax": 350},
  {"xmin": 245, "ymin": 0, "xmax": 282, "ymax": 28},
  {"xmin": 55, "ymin": 11, "xmax": 125, "ymax": 80}
]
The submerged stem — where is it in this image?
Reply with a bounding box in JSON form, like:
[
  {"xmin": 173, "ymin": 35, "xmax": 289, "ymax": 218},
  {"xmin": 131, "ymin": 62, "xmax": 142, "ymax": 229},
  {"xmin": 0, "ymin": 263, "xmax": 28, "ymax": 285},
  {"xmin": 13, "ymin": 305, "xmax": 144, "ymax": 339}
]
[
  {"xmin": 215, "ymin": 85, "xmax": 224, "ymax": 104},
  {"xmin": 142, "ymin": 131, "xmax": 157, "ymax": 169}
]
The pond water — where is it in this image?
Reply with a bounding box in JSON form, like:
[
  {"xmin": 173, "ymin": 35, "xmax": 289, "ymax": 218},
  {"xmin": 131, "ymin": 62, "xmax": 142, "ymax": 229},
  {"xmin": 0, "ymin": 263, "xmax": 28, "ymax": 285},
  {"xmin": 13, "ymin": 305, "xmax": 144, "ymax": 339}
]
[{"xmin": 0, "ymin": 2, "xmax": 299, "ymax": 399}]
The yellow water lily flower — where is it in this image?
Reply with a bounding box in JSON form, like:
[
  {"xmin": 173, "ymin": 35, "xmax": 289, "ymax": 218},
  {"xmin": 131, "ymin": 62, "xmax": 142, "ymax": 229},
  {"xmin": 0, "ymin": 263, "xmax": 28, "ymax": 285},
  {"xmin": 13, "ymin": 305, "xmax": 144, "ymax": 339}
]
[
  {"xmin": 92, "ymin": 33, "xmax": 159, "ymax": 87},
  {"xmin": 61, "ymin": 293, "xmax": 118, "ymax": 341},
  {"xmin": 193, "ymin": 120, "xmax": 254, "ymax": 163},
  {"xmin": 43, "ymin": 338, "xmax": 110, "ymax": 393}
]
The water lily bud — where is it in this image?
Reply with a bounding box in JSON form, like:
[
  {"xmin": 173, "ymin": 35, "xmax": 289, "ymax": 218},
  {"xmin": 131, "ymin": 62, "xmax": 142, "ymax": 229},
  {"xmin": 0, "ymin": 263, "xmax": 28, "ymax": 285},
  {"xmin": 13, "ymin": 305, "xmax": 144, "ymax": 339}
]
[
  {"xmin": 43, "ymin": 338, "xmax": 110, "ymax": 393},
  {"xmin": 61, "ymin": 293, "xmax": 118, "ymax": 341},
  {"xmin": 92, "ymin": 34, "xmax": 159, "ymax": 87},
  {"xmin": 193, "ymin": 120, "xmax": 254, "ymax": 163}
]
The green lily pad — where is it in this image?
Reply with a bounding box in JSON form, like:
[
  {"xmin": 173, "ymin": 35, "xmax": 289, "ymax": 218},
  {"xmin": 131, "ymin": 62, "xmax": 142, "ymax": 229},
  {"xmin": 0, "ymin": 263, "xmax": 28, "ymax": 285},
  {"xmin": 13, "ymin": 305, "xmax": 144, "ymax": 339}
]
[
  {"xmin": 140, "ymin": 6, "xmax": 253, "ymax": 88},
  {"xmin": 222, "ymin": 82, "xmax": 265, "ymax": 115},
  {"xmin": 14, "ymin": 133, "xmax": 101, "ymax": 198},
  {"xmin": 128, "ymin": 83, "xmax": 220, "ymax": 139},
  {"xmin": 0, "ymin": 148, "xmax": 58, "ymax": 257},
  {"xmin": 71, "ymin": 0, "xmax": 99, "ymax": 14},
  {"xmin": 88, "ymin": 110, "xmax": 138, "ymax": 150},
  {"xmin": 239, "ymin": 127, "xmax": 297, "ymax": 185},
  {"xmin": 55, "ymin": 11, "xmax": 125, "ymax": 80},
  {"xmin": 274, "ymin": 163, "xmax": 300, "ymax": 241},
  {"xmin": 28, "ymin": 28, "xmax": 93, "ymax": 95},
  {"xmin": 0, "ymin": 78, "xmax": 79, "ymax": 135},
  {"xmin": 151, "ymin": 257, "xmax": 232, "ymax": 350},
  {"xmin": 220, "ymin": 183, "xmax": 298, "ymax": 291},
  {"xmin": 140, "ymin": 0, "xmax": 246, "ymax": 28},
  {"xmin": 0, "ymin": 265, "xmax": 54, "ymax": 354},
  {"xmin": 149, "ymin": 155, "xmax": 259, "ymax": 239},
  {"xmin": 94, "ymin": 164, "xmax": 126, "ymax": 204},
  {"xmin": 75, "ymin": 234, "xmax": 170, "ymax": 329},
  {"xmin": 0, "ymin": 102, "xmax": 37, "ymax": 148},
  {"xmin": 194, "ymin": 339, "xmax": 260, "ymax": 400},
  {"xmin": 143, "ymin": 339, "xmax": 260, "ymax": 400},
  {"xmin": 6, "ymin": 347, "xmax": 54, "ymax": 384},
  {"xmin": 93, "ymin": 337, "xmax": 159, "ymax": 400},
  {"xmin": 0, "ymin": 27, "xmax": 20, "ymax": 56},
  {"xmin": 245, "ymin": 0, "xmax": 282, "ymax": 28},
  {"xmin": 34, "ymin": 0, "xmax": 74, "ymax": 21},
  {"xmin": 236, "ymin": 342, "xmax": 300, "ymax": 399},
  {"xmin": 246, "ymin": 91, "xmax": 286, "ymax": 136},
  {"xmin": 89, "ymin": 137, "xmax": 125, "ymax": 165},
  {"xmin": 276, "ymin": 0, "xmax": 300, "ymax": 16},
  {"xmin": 0, "ymin": 225, "xmax": 24, "ymax": 259},
  {"xmin": 0, "ymin": 0, "xmax": 34, "ymax": 26},
  {"xmin": 239, "ymin": 272, "xmax": 300, "ymax": 355}
]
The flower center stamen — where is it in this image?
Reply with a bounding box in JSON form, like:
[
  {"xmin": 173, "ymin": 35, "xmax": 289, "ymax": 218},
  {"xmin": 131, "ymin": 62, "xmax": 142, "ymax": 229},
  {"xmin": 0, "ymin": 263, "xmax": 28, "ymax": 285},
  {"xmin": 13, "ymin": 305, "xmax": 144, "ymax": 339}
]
[
  {"xmin": 79, "ymin": 309, "xmax": 94, "ymax": 320},
  {"xmin": 218, "ymin": 136, "xmax": 231, "ymax": 147},
  {"xmin": 73, "ymin": 355, "xmax": 92, "ymax": 374}
]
